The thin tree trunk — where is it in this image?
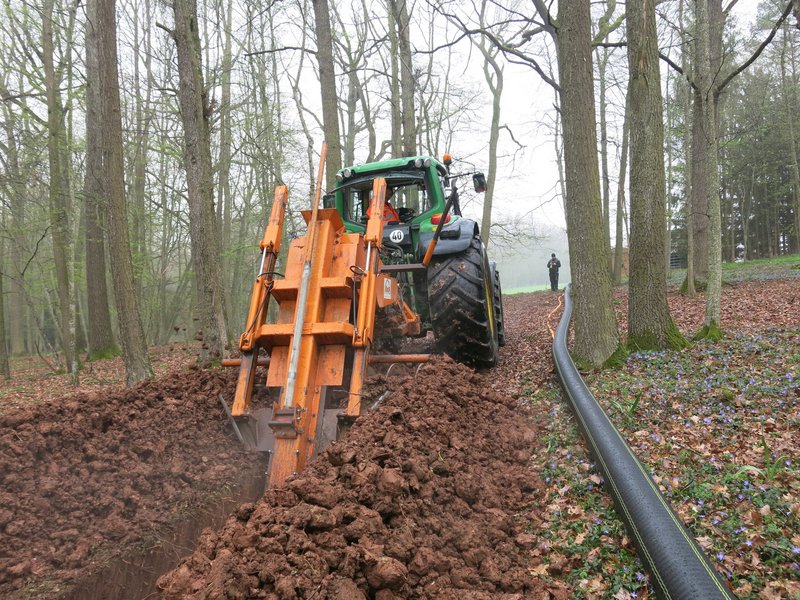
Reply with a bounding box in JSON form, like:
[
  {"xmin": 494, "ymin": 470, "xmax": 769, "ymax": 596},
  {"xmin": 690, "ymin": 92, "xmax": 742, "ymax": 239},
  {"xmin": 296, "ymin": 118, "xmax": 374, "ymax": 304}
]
[
  {"xmin": 597, "ymin": 47, "xmax": 612, "ymax": 271},
  {"xmin": 781, "ymin": 27, "xmax": 800, "ymax": 253},
  {"xmin": 392, "ymin": 0, "xmax": 416, "ymax": 156},
  {"xmin": 696, "ymin": 0, "xmax": 723, "ymax": 331},
  {"xmin": 681, "ymin": 0, "xmax": 696, "ymax": 296},
  {"xmin": 43, "ymin": 0, "xmax": 78, "ymax": 382},
  {"xmin": 218, "ymin": 0, "xmax": 234, "ymax": 264},
  {"xmin": 1, "ymin": 93, "xmax": 29, "ymax": 355},
  {"xmin": 388, "ymin": 4, "xmax": 402, "ymax": 157},
  {"xmin": 613, "ymin": 90, "xmax": 630, "ymax": 285},
  {"xmin": 311, "ymin": 0, "xmax": 342, "ymax": 189},
  {"xmin": 0, "ymin": 235, "xmax": 11, "ymax": 379},
  {"xmin": 475, "ymin": 11, "xmax": 502, "ymax": 247}
]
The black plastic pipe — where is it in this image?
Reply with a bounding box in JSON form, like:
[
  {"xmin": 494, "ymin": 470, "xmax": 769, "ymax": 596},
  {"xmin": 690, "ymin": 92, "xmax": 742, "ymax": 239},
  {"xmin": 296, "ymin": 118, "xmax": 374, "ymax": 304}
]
[{"xmin": 552, "ymin": 286, "xmax": 736, "ymax": 600}]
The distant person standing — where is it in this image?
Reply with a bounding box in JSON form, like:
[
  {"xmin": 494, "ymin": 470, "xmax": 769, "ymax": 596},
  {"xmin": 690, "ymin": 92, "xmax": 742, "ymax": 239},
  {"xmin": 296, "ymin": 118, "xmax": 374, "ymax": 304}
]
[{"xmin": 547, "ymin": 253, "xmax": 561, "ymax": 291}]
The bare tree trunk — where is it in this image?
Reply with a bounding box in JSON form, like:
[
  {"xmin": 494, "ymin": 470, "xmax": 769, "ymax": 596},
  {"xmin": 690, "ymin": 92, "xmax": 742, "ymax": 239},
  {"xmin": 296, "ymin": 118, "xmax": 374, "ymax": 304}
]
[
  {"xmin": 95, "ymin": 0, "xmax": 154, "ymax": 384},
  {"xmin": 695, "ymin": 0, "xmax": 723, "ymax": 333},
  {"xmin": 781, "ymin": 27, "xmax": 800, "ymax": 253},
  {"xmin": 391, "ymin": 0, "xmax": 417, "ymax": 156},
  {"xmin": 597, "ymin": 47, "xmax": 612, "ymax": 270},
  {"xmin": 626, "ymin": 0, "xmax": 687, "ymax": 350},
  {"xmin": 556, "ymin": 0, "xmax": 619, "ymax": 366},
  {"xmin": 689, "ymin": 0, "xmax": 724, "ymax": 286},
  {"xmin": 43, "ymin": 0, "xmax": 78, "ymax": 382},
  {"xmin": 388, "ymin": 4, "xmax": 402, "ymax": 157},
  {"xmin": 0, "ymin": 235, "xmax": 11, "ymax": 379},
  {"xmin": 0, "ymin": 89, "xmax": 29, "ymax": 355},
  {"xmin": 613, "ymin": 90, "xmax": 630, "ymax": 285},
  {"xmin": 217, "ymin": 0, "xmax": 234, "ymax": 261},
  {"xmin": 173, "ymin": 0, "xmax": 229, "ymax": 360},
  {"xmin": 681, "ymin": 0, "xmax": 697, "ymax": 296},
  {"xmin": 311, "ymin": 0, "xmax": 342, "ymax": 189},
  {"xmin": 84, "ymin": 0, "xmax": 117, "ymax": 359},
  {"xmin": 130, "ymin": 0, "xmax": 154, "ymax": 306},
  {"xmin": 688, "ymin": 90, "xmax": 710, "ymax": 283},
  {"xmin": 474, "ymin": 2, "xmax": 502, "ymax": 247}
]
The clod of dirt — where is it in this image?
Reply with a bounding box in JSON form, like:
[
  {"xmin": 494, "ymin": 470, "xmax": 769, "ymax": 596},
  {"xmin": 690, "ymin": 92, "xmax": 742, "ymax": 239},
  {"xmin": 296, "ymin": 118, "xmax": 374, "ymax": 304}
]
[{"xmin": 156, "ymin": 357, "xmax": 553, "ymax": 599}]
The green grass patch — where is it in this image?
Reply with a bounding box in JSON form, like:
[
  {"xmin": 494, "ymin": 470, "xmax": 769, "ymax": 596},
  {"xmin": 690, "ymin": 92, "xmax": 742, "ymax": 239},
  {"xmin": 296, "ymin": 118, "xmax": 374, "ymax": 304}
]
[
  {"xmin": 504, "ymin": 284, "xmax": 553, "ymax": 295},
  {"xmin": 669, "ymin": 253, "xmax": 800, "ymax": 288}
]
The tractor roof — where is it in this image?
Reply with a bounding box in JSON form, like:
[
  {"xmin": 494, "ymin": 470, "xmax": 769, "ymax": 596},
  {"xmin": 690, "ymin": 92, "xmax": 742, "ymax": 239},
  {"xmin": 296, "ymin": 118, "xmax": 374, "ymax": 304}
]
[{"xmin": 338, "ymin": 156, "xmax": 448, "ymax": 178}]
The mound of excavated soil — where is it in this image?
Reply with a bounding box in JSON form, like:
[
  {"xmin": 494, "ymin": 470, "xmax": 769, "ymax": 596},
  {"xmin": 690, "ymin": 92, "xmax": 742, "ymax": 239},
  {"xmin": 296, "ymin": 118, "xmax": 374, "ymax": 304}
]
[
  {"xmin": 156, "ymin": 358, "xmax": 561, "ymax": 599},
  {"xmin": 0, "ymin": 365, "xmax": 248, "ymax": 594}
]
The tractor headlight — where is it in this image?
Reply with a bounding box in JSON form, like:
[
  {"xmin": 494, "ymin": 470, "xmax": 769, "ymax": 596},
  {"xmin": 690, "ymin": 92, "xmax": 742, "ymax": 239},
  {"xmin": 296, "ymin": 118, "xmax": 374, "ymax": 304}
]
[
  {"xmin": 414, "ymin": 158, "xmax": 423, "ymax": 168},
  {"xmin": 336, "ymin": 173, "xmax": 343, "ymax": 182},
  {"xmin": 343, "ymin": 168, "xmax": 353, "ymax": 179}
]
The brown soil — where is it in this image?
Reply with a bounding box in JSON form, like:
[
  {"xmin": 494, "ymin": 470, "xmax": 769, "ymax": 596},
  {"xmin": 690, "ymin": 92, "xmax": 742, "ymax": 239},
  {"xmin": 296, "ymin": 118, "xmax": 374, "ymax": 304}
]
[
  {"xmin": 156, "ymin": 358, "xmax": 560, "ymax": 599},
  {"xmin": 0, "ymin": 365, "xmax": 254, "ymax": 597},
  {"xmin": 3, "ymin": 278, "xmax": 794, "ymax": 599}
]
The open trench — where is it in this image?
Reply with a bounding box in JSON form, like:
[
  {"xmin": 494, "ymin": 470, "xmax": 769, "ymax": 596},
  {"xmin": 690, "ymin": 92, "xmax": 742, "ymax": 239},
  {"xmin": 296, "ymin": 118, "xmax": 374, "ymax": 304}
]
[{"xmin": 57, "ymin": 459, "xmax": 268, "ymax": 600}]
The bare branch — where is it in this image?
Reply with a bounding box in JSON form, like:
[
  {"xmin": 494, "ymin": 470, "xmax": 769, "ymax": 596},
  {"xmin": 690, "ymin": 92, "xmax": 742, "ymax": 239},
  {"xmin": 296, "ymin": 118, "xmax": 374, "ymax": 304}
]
[
  {"xmin": 245, "ymin": 46, "xmax": 317, "ymax": 58},
  {"xmin": 717, "ymin": 1, "xmax": 794, "ymax": 92},
  {"xmin": 155, "ymin": 22, "xmax": 175, "ymax": 39}
]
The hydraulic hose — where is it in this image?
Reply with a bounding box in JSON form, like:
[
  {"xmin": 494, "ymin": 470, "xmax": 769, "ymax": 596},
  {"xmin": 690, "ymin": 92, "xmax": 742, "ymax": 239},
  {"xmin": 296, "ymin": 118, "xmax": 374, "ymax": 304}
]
[{"xmin": 552, "ymin": 285, "xmax": 736, "ymax": 600}]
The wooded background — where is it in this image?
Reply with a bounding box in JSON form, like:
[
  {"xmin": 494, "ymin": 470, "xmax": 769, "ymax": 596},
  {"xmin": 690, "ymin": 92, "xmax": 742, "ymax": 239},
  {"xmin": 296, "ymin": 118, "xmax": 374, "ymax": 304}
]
[{"xmin": 0, "ymin": 0, "xmax": 798, "ymax": 380}]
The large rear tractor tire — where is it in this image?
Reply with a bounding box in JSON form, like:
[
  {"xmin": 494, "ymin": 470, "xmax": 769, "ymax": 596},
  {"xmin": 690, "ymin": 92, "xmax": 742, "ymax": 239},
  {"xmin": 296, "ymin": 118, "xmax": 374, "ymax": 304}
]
[
  {"xmin": 427, "ymin": 237, "xmax": 499, "ymax": 368},
  {"xmin": 490, "ymin": 261, "xmax": 506, "ymax": 347}
]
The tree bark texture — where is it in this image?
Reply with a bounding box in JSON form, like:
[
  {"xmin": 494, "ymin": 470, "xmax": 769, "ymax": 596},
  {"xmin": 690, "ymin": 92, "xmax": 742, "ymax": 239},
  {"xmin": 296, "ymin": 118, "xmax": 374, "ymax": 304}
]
[
  {"xmin": 597, "ymin": 48, "xmax": 612, "ymax": 269},
  {"xmin": 1, "ymin": 96, "xmax": 29, "ymax": 355},
  {"xmin": 556, "ymin": 0, "xmax": 619, "ymax": 366},
  {"xmin": 613, "ymin": 90, "xmax": 630, "ymax": 285},
  {"xmin": 391, "ymin": 0, "xmax": 417, "ymax": 156},
  {"xmin": 388, "ymin": 5, "xmax": 402, "ymax": 157},
  {"xmin": 173, "ymin": 0, "xmax": 229, "ymax": 359},
  {"xmin": 311, "ymin": 0, "xmax": 342, "ymax": 189},
  {"xmin": 689, "ymin": 0, "xmax": 723, "ymax": 285},
  {"xmin": 96, "ymin": 0, "xmax": 154, "ymax": 384},
  {"xmin": 781, "ymin": 28, "xmax": 800, "ymax": 253},
  {"xmin": 694, "ymin": 0, "xmax": 723, "ymax": 328},
  {"xmin": 43, "ymin": 0, "xmax": 78, "ymax": 382},
  {"xmin": 626, "ymin": 0, "xmax": 683, "ymax": 350},
  {"xmin": 84, "ymin": 0, "xmax": 118, "ymax": 359},
  {"xmin": 477, "ymin": 33, "xmax": 502, "ymax": 247},
  {"xmin": 0, "ymin": 236, "xmax": 10, "ymax": 379}
]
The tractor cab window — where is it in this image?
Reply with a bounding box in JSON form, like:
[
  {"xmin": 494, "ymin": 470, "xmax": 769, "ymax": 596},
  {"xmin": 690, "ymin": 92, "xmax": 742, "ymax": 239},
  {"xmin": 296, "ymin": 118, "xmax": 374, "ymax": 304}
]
[{"xmin": 343, "ymin": 175, "xmax": 431, "ymax": 225}]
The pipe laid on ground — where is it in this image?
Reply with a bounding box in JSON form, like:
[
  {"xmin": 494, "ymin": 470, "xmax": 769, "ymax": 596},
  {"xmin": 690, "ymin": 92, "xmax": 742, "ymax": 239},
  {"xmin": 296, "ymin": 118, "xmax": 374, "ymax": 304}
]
[{"xmin": 552, "ymin": 285, "xmax": 735, "ymax": 600}]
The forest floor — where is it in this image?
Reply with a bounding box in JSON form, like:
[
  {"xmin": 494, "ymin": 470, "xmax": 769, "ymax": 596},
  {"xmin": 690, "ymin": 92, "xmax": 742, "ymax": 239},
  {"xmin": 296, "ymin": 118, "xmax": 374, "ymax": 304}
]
[{"xmin": 0, "ymin": 263, "xmax": 799, "ymax": 599}]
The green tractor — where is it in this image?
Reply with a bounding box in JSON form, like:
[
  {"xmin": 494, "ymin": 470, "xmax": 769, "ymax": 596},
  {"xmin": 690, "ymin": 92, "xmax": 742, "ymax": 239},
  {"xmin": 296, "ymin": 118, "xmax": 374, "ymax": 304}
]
[{"xmin": 323, "ymin": 154, "xmax": 505, "ymax": 368}]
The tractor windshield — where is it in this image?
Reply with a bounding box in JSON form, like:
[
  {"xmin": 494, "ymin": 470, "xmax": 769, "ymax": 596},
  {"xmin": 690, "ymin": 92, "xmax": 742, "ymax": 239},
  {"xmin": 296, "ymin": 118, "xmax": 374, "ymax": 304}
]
[{"xmin": 342, "ymin": 172, "xmax": 432, "ymax": 225}]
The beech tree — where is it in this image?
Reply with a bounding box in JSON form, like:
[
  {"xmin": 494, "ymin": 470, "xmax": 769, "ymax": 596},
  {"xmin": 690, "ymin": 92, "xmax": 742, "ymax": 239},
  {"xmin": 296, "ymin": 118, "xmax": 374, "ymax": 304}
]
[
  {"xmin": 83, "ymin": 0, "xmax": 117, "ymax": 360},
  {"xmin": 43, "ymin": 0, "xmax": 78, "ymax": 382},
  {"xmin": 94, "ymin": 0, "xmax": 154, "ymax": 384},
  {"xmin": 171, "ymin": 0, "xmax": 229, "ymax": 360},
  {"xmin": 312, "ymin": 0, "xmax": 342, "ymax": 189}
]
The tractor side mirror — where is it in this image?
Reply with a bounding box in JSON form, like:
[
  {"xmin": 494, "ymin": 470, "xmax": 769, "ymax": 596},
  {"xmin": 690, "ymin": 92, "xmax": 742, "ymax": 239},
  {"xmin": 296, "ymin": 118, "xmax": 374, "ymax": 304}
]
[
  {"xmin": 473, "ymin": 173, "xmax": 487, "ymax": 193},
  {"xmin": 322, "ymin": 193, "xmax": 335, "ymax": 208}
]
